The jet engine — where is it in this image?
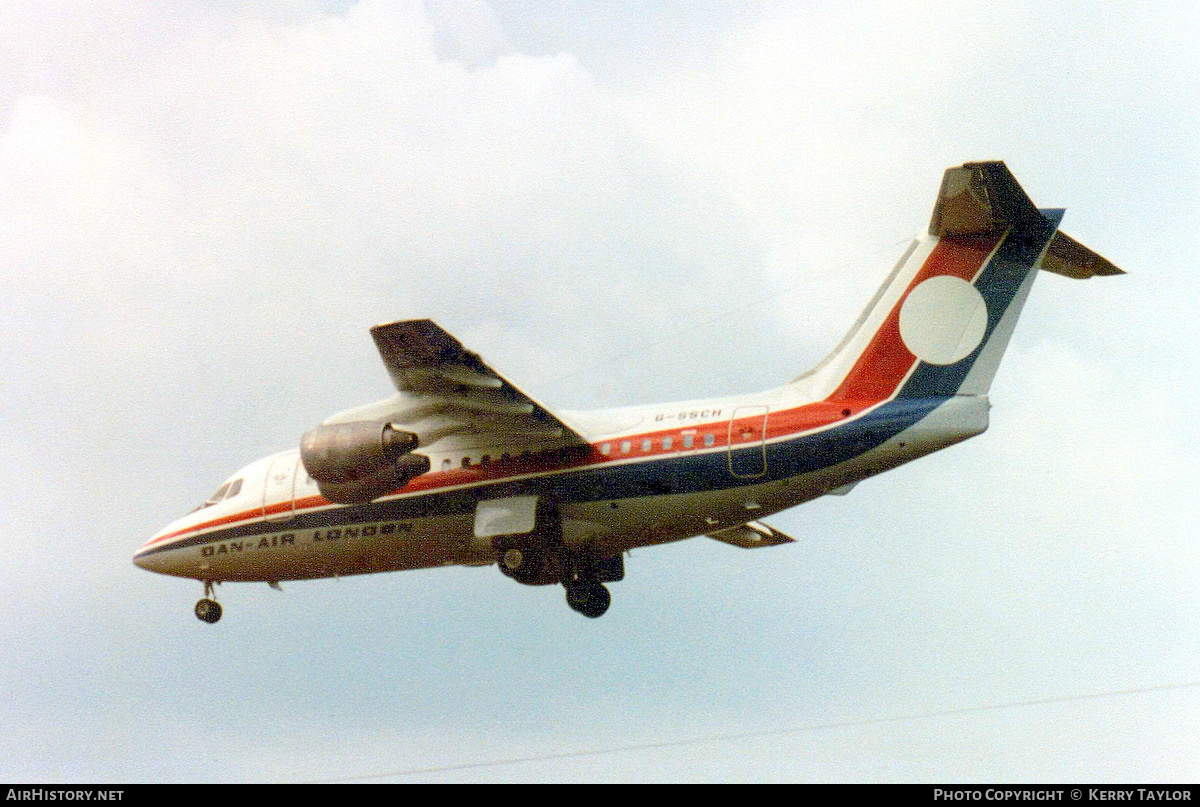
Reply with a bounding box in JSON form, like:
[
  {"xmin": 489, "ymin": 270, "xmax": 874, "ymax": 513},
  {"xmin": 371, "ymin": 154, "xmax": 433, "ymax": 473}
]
[{"xmin": 300, "ymin": 420, "xmax": 427, "ymax": 504}]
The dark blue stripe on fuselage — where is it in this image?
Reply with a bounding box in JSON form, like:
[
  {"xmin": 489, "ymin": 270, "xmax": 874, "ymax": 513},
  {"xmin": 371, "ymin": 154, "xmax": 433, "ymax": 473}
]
[{"xmin": 137, "ymin": 396, "xmax": 951, "ymax": 558}]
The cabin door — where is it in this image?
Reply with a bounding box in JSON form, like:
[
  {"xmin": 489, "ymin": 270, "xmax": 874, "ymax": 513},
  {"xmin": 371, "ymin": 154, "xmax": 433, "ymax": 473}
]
[{"xmin": 727, "ymin": 406, "xmax": 768, "ymax": 479}]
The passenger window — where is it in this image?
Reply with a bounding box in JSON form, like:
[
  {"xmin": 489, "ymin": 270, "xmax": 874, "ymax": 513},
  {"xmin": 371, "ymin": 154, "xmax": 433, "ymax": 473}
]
[
  {"xmin": 682, "ymin": 434, "xmax": 694, "ymax": 449},
  {"xmin": 662, "ymin": 436, "xmax": 673, "ymax": 450},
  {"xmin": 620, "ymin": 440, "xmax": 631, "ymax": 454},
  {"xmin": 600, "ymin": 442, "xmax": 611, "ymax": 455},
  {"xmin": 641, "ymin": 438, "xmax": 652, "ymax": 452},
  {"xmin": 461, "ymin": 457, "xmax": 471, "ymax": 468},
  {"xmin": 704, "ymin": 433, "xmax": 715, "ymax": 447}
]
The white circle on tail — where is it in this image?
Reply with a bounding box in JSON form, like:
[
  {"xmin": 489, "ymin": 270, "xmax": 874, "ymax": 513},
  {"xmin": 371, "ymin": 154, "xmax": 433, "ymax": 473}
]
[{"xmin": 898, "ymin": 275, "xmax": 988, "ymax": 365}]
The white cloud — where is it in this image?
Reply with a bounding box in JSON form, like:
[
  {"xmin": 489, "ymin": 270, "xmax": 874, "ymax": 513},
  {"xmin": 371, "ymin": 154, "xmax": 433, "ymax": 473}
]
[{"xmin": 1, "ymin": 0, "xmax": 1197, "ymax": 782}]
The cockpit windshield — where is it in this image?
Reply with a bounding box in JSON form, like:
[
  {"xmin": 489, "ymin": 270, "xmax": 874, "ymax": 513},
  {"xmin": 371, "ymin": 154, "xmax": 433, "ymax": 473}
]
[{"xmin": 193, "ymin": 477, "xmax": 244, "ymax": 511}]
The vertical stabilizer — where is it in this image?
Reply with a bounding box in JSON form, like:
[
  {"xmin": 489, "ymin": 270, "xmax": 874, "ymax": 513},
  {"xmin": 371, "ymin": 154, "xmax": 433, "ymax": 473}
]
[{"xmin": 793, "ymin": 162, "xmax": 1122, "ymax": 405}]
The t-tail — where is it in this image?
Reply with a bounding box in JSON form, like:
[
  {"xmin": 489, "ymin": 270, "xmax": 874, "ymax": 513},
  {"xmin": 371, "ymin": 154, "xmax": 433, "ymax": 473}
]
[{"xmin": 794, "ymin": 161, "xmax": 1123, "ymax": 407}]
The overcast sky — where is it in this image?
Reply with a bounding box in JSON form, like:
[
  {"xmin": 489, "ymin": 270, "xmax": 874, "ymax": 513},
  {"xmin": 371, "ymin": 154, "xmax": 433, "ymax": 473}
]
[{"xmin": 2, "ymin": 0, "xmax": 1198, "ymax": 783}]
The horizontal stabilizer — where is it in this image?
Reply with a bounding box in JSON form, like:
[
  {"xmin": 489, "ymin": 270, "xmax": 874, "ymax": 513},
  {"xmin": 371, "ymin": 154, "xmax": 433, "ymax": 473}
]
[
  {"xmin": 707, "ymin": 520, "xmax": 796, "ymax": 549},
  {"xmin": 1040, "ymin": 231, "xmax": 1124, "ymax": 278},
  {"xmin": 929, "ymin": 161, "xmax": 1045, "ymax": 237}
]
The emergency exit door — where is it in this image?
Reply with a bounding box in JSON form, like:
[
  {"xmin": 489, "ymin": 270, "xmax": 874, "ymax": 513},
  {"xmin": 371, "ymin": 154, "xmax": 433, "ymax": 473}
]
[{"xmin": 261, "ymin": 453, "xmax": 298, "ymax": 521}]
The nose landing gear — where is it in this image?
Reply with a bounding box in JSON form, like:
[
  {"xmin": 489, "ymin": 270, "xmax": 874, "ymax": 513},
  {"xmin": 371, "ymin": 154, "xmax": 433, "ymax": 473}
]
[{"xmin": 195, "ymin": 580, "xmax": 222, "ymax": 624}]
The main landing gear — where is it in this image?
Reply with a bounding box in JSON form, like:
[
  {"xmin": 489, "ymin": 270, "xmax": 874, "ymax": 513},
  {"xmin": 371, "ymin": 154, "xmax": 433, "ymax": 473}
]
[
  {"xmin": 497, "ymin": 540, "xmax": 621, "ymax": 619},
  {"xmin": 564, "ymin": 577, "xmax": 611, "ymax": 619},
  {"xmin": 487, "ymin": 497, "xmax": 625, "ymax": 618},
  {"xmin": 195, "ymin": 580, "xmax": 222, "ymax": 624}
]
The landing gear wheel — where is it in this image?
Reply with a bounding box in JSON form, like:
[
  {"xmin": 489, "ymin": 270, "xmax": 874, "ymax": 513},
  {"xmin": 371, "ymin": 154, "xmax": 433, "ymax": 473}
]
[
  {"xmin": 195, "ymin": 598, "xmax": 222, "ymax": 624},
  {"xmin": 565, "ymin": 581, "xmax": 611, "ymax": 619},
  {"xmin": 502, "ymin": 548, "xmax": 524, "ymax": 571},
  {"xmin": 565, "ymin": 582, "xmax": 590, "ymax": 610}
]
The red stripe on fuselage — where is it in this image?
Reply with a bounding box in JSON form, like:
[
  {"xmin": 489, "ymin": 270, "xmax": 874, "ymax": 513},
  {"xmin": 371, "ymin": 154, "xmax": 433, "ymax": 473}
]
[
  {"xmin": 829, "ymin": 234, "xmax": 1003, "ymax": 403},
  {"xmin": 144, "ymin": 235, "xmax": 1003, "ymax": 552},
  {"xmin": 141, "ymin": 399, "xmax": 875, "ymax": 550}
]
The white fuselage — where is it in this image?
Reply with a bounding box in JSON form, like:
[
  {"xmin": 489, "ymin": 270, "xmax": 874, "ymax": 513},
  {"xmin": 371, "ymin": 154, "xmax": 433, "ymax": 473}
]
[{"xmin": 133, "ymin": 388, "xmax": 988, "ymax": 584}]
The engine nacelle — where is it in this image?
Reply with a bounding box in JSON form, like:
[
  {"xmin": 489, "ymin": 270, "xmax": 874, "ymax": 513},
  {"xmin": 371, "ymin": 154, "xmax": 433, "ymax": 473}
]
[
  {"xmin": 300, "ymin": 420, "xmax": 419, "ymax": 485},
  {"xmin": 315, "ymin": 453, "xmax": 431, "ymax": 504}
]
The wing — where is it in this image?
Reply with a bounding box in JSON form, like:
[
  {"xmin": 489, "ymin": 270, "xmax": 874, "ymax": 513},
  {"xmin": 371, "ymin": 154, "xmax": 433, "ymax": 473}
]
[{"xmin": 367, "ymin": 319, "xmax": 588, "ymax": 453}]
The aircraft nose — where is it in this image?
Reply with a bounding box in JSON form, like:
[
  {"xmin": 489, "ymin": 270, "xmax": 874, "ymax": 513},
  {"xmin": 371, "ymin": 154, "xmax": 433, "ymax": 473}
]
[
  {"xmin": 133, "ymin": 527, "xmax": 171, "ymax": 573},
  {"xmin": 132, "ymin": 545, "xmax": 154, "ymax": 571}
]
